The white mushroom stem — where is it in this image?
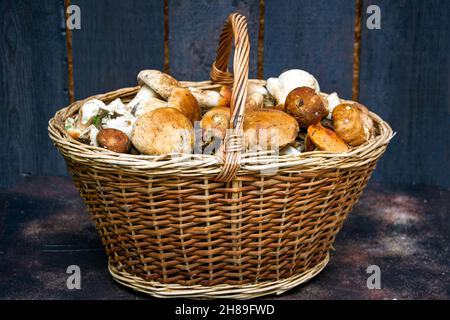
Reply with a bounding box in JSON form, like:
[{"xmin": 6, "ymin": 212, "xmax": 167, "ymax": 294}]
[
  {"xmin": 325, "ymin": 92, "xmax": 340, "ymax": 120},
  {"xmin": 78, "ymin": 125, "xmax": 100, "ymax": 147},
  {"xmin": 127, "ymin": 85, "xmax": 160, "ymax": 111},
  {"xmin": 248, "ymin": 83, "xmax": 268, "ymax": 96},
  {"xmin": 245, "ymin": 92, "xmax": 264, "ymax": 111},
  {"xmin": 280, "ymin": 145, "xmax": 301, "ymax": 156},
  {"xmin": 266, "ymin": 78, "xmax": 284, "ymax": 105},
  {"xmin": 266, "ymin": 69, "xmax": 321, "ymax": 105}
]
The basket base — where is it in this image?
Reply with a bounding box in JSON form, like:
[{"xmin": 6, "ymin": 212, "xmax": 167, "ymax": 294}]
[{"xmin": 108, "ymin": 253, "xmax": 329, "ymax": 299}]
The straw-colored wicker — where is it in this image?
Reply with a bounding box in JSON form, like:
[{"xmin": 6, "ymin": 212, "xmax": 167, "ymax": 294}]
[{"xmin": 48, "ymin": 13, "xmax": 393, "ymax": 299}]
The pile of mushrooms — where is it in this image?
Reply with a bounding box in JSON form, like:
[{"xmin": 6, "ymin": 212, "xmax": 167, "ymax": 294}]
[{"xmin": 65, "ymin": 68, "xmax": 375, "ymax": 156}]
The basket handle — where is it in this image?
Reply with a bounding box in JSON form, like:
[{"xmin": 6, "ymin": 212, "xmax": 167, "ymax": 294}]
[{"xmin": 210, "ymin": 13, "xmax": 250, "ymax": 182}]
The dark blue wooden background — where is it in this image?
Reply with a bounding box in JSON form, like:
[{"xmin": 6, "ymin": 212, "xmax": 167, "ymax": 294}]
[{"xmin": 0, "ymin": 0, "xmax": 448, "ymax": 189}]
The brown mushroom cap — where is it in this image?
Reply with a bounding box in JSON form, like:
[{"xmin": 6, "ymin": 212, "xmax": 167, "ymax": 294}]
[
  {"xmin": 200, "ymin": 106, "xmax": 230, "ymax": 141},
  {"xmin": 167, "ymin": 88, "xmax": 201, "ymax": 124},
  {"xmin": 96, "ymin": 128, "xmax": 131, "ymax": 153},
  {"xmin": 137, "ymin": 70, "xmax": 181, "ymax": 100},
  {"xmin": 332, "ymin": 103, "xmax": 374, "ymax": 147},
  {"xmin": 307, "ymin": 122, "xmax": 349, "ymax": 152},
  {"xmin": 285, "ymin": 87, "xmax": 328, "ymax": 128},
  {"xmin": 243, "ymin": 109, "xmax": 299, "ymax": 151},
  {"xmin": 219, "ymin": 86, "xmax": 232, "ymax": 108},
  {"xmin": 131, "ymin": 108, "xmax": 194, "ymax": 155}
]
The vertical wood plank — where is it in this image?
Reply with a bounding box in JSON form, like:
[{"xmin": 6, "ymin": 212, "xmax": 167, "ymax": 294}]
[
  {"xmin": 360, "ymin": 0, "xmax": 450, "ymax": 187},
  {"xmin": 168, "ymin": 0, "xmax": 260, "ymax": 81},
  {"xmin": 264, "ymin": 0, "xmax": 356, "ymax": 99},
  {"xmin": 0, "ymin": 0, "xmax": 69, "ymax": 189},
  {"xmin": 71, "ymin": 0, "xmax": 165, "ymax": 99}
]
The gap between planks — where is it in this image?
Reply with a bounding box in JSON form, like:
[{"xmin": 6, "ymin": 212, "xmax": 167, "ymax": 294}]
[
  {"xmin": 63, "ymin": 0, "xmax": 75, "ymax": 103},
  {"xmin": 352, "ymin": 0, "xmax": 363, "ymax": 101}
]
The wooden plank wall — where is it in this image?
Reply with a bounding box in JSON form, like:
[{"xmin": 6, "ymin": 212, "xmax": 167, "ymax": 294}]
[
  {"xmin": 0, "ymin": 0, "xmax": 69, "ymax": 189},
  {"xmin": 0, "ymin": 0, "xmax": 449, "ymax": 189},
  {"xmin": 71, "ymin": 0, "xmax": 165, "ymax": 99},
  {"xmin": 169, "ymin": 0, "xmax": 260, "ymax": 80},
  {"xmin": 264, "ymin": 0, "xmax": 355, "ymax": 99},
  {"xmin": 359, "ymin": 0, "xmax": 450, "ymax": 187}
]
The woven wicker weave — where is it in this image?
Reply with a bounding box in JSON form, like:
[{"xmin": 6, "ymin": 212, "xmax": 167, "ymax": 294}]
[{"xmin": 48, "ymin": 13, "xmax": 393, "ymax": 299}]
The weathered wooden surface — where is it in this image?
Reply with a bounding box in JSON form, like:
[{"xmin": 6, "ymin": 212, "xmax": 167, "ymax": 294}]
[
  {"xmin": 263, "ymin": 0, "xmax": 356, "ymax": 99},
  {"xmin": 1, "ymin": 177, "xmax": 448, "ymax": 299},
  {"xmin": 71, "ymin": 0, "xmax": 165, "ymax": 99},
  {"xmin": 168, "ymin": 0, "xmax": 260, "ymax": 81},
  {"xmin": 359, "ymin": 0, "xmax": 450, "ymax": 188},
  {"xmin": 0, "ymin": 0, "xmax": 69, "ymax": 189}
]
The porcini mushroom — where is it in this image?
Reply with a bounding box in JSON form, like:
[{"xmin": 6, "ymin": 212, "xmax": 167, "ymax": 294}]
[
  {"xmin": 285, "ymin": 87, "xmax": 328, "ymax": 128},
  {"xmin": 200, "ymin": 106, "xmax": 230, "ymax": 147},
  {"xmin": 243, "ymin": 109, "xmax": 299, "ymax": 151},
  {"xmin": 266, "ymin": 69, "xmax": 321, "ymax": 105},
  {"xmin": 167, "ymin": 88, "xmax": 201, "ymax": 124},
  {"xmin": 137, "ymin": 70, "xmax": 181, "ymax": 100},
  {"xmin": 332, "ymin": 103, "xmax": 374, "ymax": 146},
  {"xmin": 131, "ymin": 108, "xmax": 194, "ymax": 155},
  {"xmin": 307, "ymin": 122, "xmax": 349, "ymax": 152},
  {"xmin": 96, "ymin": 128, "xmax": 131, "ymax": 153}
]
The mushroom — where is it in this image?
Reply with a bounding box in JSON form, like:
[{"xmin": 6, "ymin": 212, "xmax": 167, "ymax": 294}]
[
  {"xmin": 78, "ymin": 99, "xmax": 105, "ymax": 127},
  {"xmin": 131, "ymin": 108, "xmax": 194, "ymax": 155},
  {"xmin": 137, "ymin": 70, "xmax": 181, "ymax": 100},
  {"xmin": 77, "ymin": 125, "xmax": 100, "ymax": 146},
  {"xmin": 219, "ymin": 85, "xmax": 232, "ymax": 107},
  {"xmin": 200, "ymin": 106, "xmax": 230, "ymax": 141},
  {"xmin": 266, "ymin": 69, "xmax": 321, "ymax": 105},
  {"xmin": 285, "ymin": 87, "xmax": 328, "ymax": 128},
  {"xmin": 127, "ymin": 84, "xmax": 159, "ymax": 110},
  {"xmin": 280, "ymin": 145, "xmax": 301, "ymax": 156},
  {"xmin": 243, "ymin": 109, "xmax": 299, "ymax": 152},
  {"xmin": 65, "ymin": 99, "xmax": 106, "ymax": 139},
  {"xmin": 167, "ymin": 88, "xmax": 201, "ymax": 124},
  {"xmin": 332, "ymin": 103, "xmax": 374, "ymax": 146},
  {"xmin": 189, "ymin": 87, "xmax": 230, "ymax": 109},
  {"xmin": 245, "ymin": 92, "xmax": 264, "ymax": 111},
  {"xmin": 96, "ymin": 128, "xmax": 131, "ymax": 153},
  {"xmin": 307, "ymin": 122, "xmax": 349, "ymax": 152},
  {"xmin": 304, "ymin": 134, "xmax": 316, "ymax": 152},
  {"xmin": 101, "ymin": 114, "xmax": 136, "ymax": 138},
  {"xmin": 105, "ymin": 98, "xmax": 129, "ymax": 114},
  {"xmin": 323, "ymin": 92, "xmax": 341, "ymax": 120},
  {"xmin": 132, "ymin": 97, "xmax": 168, "ymax": 117},
  {"xmin": 248, "ymin": 82, "xmax": 268, "ymax": 96}
]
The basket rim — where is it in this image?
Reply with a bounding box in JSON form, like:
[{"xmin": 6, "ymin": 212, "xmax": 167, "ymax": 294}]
[{"xmin": 48, "ymin": 79, "xmax": 394, "ymax": 176}]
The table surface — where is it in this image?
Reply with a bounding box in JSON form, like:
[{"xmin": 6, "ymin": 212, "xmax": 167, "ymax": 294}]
[{"xmin": 0, "ymin": 176, "xmax": 448, "ymax": 300}]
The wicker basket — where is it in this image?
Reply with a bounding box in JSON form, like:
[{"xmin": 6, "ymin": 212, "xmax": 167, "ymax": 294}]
[{"xmin": 48, "ymin": 13, "xmax": 393, "ymax": 299}]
